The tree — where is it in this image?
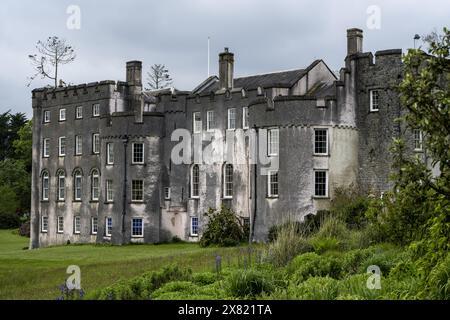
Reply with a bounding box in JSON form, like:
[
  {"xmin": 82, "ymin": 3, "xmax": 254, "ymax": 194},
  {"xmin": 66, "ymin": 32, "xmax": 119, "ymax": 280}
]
[
  {"xmin": 0, "ymin": 111, "xmax": 27, "ymax": 161},
  {"xmin": 390, "ymin": 27, "xmax": 450, "ymax": 265},
  {"xmin": 13, "ymin": 120, "xmax": 33, "ymax": 171},
  {"xmin": 145, "ymin": 64, "xmax": 173, "ymax": 90},
  {"xmin": 28, "ymin": 36, "xmax": 76, "ymax": 88}
]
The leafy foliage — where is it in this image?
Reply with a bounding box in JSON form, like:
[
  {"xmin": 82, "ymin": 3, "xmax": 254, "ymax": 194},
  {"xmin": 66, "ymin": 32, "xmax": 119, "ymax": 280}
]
[{"xmin": 199, "ymin": 205, "xmax": 246, "ymax": 247}]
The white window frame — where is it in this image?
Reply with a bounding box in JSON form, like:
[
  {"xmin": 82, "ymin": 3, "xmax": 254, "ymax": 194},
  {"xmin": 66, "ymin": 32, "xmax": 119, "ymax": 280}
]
[
  {"xmin": 92, "ymin": 133, "xmax": 100, "ymax": 154},
  {"xmin": 43, "ymin": 138, "xmax": 50, "ymax": 158},
  {"xmin": 206, "ymin": 110, "xmax": 215, "ymax": 132},
  {"xmin": 190, "ymin": 216, "xmax": 199, "ymax": 236},
  {"xmin": 76, "ymin": 106, "xmax": 83, "ymax": 119},
  {"xmin": 132, "ymin": 142, "xmax": 144, "ymax": 164},
  {"xmin": 42, "ymin": 172, "xmax": 49, "ymax": 201},
  {"xmin": 57, "ymin": 171, "xmax": 65, "ymax": 201},
  {"xmin": 57, "ymin": 216, "xmax": 64, "ymax": 233},
  {"xmin": 268, "ymin": 128, "xmax": 279, "ymax": 156},
  {"xmin": 190, "ymin": 165, "xmax": 200, "ymax": 198},
  {"xmin": 193, "ymin": 112, "xmax": 202, "ymax": 133},
  {"xmin": 242, "ymin": 106, "xmax": 249, "ymax": 129},
  {"xmin": 105, "ymin": 217, "xmax": 112, "ymax": 236},
  {"xmin": 74, "ymin": 170, "xmax": 82, "ymax": 201},
  {"xmin": 314, "ymin": 128, "xmax": 328, "ymax": 155},
  {"xmin": 75, "ymin": 135, "xmax": 82, "ymax": 155},
  {"xmin": 369, "ymin": 90, "xmax": 379, "ymax": 112},
  {"xmin": 106, "ymin": 142, "xmax": 114, "ymax": 165},
  {"xmin": 59, "ymin": 108, "xmax": 66, "ymax": 121},
  {"xmin": 131, "ymin": 218, "xmax": 144, "ymax": 238},
  {"xmin": 227, "ymin": 108, "xmax": 236, "ymax": 130},
  {"xmin": 43, "ymin": 110, "xmax": 50, "ymax": 123},
  {"xmin": 41, "ymin": 216, "xmax": 48, "ymax": 233},
  {"xmin": 223, "ymin": 164, "xmax": 233, "ymax": 198},
  {"xmin": 91, "ymin": 217, "xmax": 98, "ymax": 235},
  {"xmin": 131, "ymin": 180, "xmax": 144, "ymax": 202},
  {"xmin": 74, "ymin": 216, "xmax": 81, "ymax": 234},
  {"xmin": 58, "ymin": 136, "xmax": 66, "ymax": 157},
  {"xmin": 91, "ymin": 170, "xmax": 100, "ymax": 201},
  {"xmin": 164, "ymin": 187, "xmax": 171, "ymax": 200},
  {"xmin": 106, "ymin": 180, "xmax": 113, "ymax": 202},
  {"xmin": 267, "ymin": 170, "xmax": 279, "ymax": 198},
  {"xmin": 413, "ymin": 129, "xmax": 423, "ymax": 151},
  {"xmin": 314, "ymin": 170, "xmax": 328, "ymax": 198},
  {"xmin": 92, "ymin": 103, "xmax": 100, "ymax": 117}
]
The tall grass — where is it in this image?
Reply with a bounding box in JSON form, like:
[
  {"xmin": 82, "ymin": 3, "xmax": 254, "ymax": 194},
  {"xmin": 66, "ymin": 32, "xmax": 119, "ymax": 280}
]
[{"xmin": 263, "ymin": 221, "xmax": 313, "ymax": 267}]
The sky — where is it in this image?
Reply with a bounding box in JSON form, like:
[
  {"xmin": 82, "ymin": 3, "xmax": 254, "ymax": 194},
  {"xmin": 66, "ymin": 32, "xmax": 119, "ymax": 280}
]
[{"xmin": 0, "ymin": 0, "xmax": 449, "ymax": 117}]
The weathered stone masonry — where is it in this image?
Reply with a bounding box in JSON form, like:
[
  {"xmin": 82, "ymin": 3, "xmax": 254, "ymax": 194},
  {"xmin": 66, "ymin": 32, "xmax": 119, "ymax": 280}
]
[{"xmin": 30, "ymin": 28, "xmax": 419, "ymax": 248}]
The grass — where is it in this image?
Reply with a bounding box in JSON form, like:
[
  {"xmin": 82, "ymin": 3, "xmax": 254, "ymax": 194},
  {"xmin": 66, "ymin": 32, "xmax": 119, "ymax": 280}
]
[{"xmin": 0, "ymin": 229, "xmax": 249, "ymax": 300}]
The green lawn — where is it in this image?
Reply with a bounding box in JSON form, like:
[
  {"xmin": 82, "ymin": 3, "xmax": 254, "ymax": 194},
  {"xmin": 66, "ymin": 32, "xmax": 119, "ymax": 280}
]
[{"xmin": 0, "ymin": 230, "xmax": 248, "ymax": 300}]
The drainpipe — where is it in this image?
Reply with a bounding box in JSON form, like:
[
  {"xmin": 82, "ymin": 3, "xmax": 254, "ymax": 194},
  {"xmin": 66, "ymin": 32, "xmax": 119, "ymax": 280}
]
[
  {"xmin": 121, "ymin": 135, "xmax": 129, "ymax": 239},
  {"xmin": 250, "ymin": 125, "xmax": 259, "ymax": 244}
]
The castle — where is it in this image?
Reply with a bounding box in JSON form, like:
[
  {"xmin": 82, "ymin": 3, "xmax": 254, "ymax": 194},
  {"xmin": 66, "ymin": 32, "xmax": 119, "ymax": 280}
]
[{"xmin": 29, "ymin": 28, "xmax": 424, "ymax": 248}]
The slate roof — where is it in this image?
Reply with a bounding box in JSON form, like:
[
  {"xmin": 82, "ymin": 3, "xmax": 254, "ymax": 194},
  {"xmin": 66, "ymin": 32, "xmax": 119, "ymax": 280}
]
[{"xmin": 196, "ymin": 60, "xmax": 323, "ymax": 93}]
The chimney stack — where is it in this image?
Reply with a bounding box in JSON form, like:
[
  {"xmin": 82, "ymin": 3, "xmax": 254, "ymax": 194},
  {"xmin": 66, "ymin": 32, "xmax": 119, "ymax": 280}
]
[
  {"xmin": 126, "ymin": 60, "xmax": 142, "ymax": 86},
  {"xmin": 126, "ymin": 61, "xmax": 143, "ymax": 123},
  {"xmin": 219, "ymin": 48, "xmax": 234, "ymax": 90},
  {"xmin": 347, "ymin": 28, "xmax": 363, "ymax": 55}
]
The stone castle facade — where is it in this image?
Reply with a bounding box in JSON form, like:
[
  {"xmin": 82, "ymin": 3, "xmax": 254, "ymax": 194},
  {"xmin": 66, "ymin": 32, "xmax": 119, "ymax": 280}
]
[{"xmin": 29, "ymin": 28, "xmax": 423, "ymax": 248}]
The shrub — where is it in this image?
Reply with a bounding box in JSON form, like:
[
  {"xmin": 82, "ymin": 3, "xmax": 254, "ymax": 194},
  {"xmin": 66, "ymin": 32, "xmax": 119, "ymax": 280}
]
[
  {"xmin": 341, "ymin": 248, "xmax": 376, "ymax": 275},
  {"xmin": 284, "ymin": 277, "xmax": 339, "ymax": 300},
  {"xmin": 192, "ymin": 272, "xmax": 218, "ymax": 286},
  {"xmin": 263, "ymin": 221, "xmax": 313, "ymax": 267},
  {"xmin": 357, "ymin": 247, "xmax": 402, "ymax": 276},
  {"xmin": 288, "ymin": 252, "xmax": 343, "ymax": 282},
  {"xmin": 310, "ymin": 237, "xmax": 341, "ymax": 254},
  {"xmin": 225, "ymin": 269, "xmax": 275, "ymax": 298},
  {"xmin": 152, "ymin": 281, "xmax": 198, "ymax": 299},
  {"xmin": 19, "ymin": 221, "xmax": 30, "ymax": 237},
  {"xmin": 427, "ymin": 254, "xmax": 450, "ymax": 299},
  {"xmin": 199, "ymin": 206, "xmax": 246, "ymax": 247},
  {"xmin": 89, "ymin": 265, "xmax": 192, "ymax": 300},
  {"xmin": 331, "ymin": 187, "xmax": 369, "ymax": 229},
  {"xmin": 338, "ymin": 274, "xmax": 380, "ymax": 300}
]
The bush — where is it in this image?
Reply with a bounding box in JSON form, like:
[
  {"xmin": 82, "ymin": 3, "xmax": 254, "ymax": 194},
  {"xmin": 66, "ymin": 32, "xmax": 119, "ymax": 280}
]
[
  {"xmin": 89, "ymin": 265, "xmax": 192, "ymax": 300},
  {"xmin": 357, "ymin": 246, "xmax": 402, "ymax": 277},
  {"xmin": 0, "ymin": 185, "xmax": 20, "ymax": 229},
  {"xmin": 192, "ymin": 272, "xmax": 218, "ymax": 286},
  {"xmin": 19, "ymin": 221, "xmax": 30, "ymax": 237},
  {"xmin": 341, "ymin": 248, "xmax": 376, "ymax": 275},
  {"xmin": 263, "ymin": 221, "xmax": 313, "ymax": 267},
  {"xmin": 225, "ymin": 269, "xmax": 275, "ymax": 298},
  {"xmin": 427, "ymin": 254, "xmax": 450, "ymax": 299},
  {"xmin": 280, "ymin": 277, "xmax": 339, "ymax": 300},
  {"xmin": 199, "ymin": 206, "xmax": 246, "ymax": 247},
  {"xmin": 331, "ymin": 187, "xmax": 369, "ymax": 229},
  {"xmin": 288, "ymin": 252, "xmax": 343, "ymax": 282},
  {"xmin": 310, "ymin": 237, "xmax": 341, "ymax": 254}
]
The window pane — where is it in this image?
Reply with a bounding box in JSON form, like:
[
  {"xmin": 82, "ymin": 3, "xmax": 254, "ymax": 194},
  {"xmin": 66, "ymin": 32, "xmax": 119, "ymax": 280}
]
[
  {"xmin": 193, "ymin": 112, "xmax": 202, "ymax": 133},
  {"xmin": 191, "ymin": 217, "xmax": 198, "ymax": 235},
  {"xmin": 132, "ymin": 218, "xmax": 143, "ymax": 236},
  {"xmin": 132, "ymin": 180, "xmax": 144, "ymax": 201},
  {"xmin": 314, "ymin": 171, "xmax": 327, "ymax": 197},
  {"xmin": 314, "ymin": 129, "xmax": 327, "ymax": 154},
  {"xmin": 228, "ymin": 109, "xmax": 236, "ymax": 129},
  {"xmin": 133, "ymin": 143, "xmax": 144, "ymax": 163},
  {"xmin": 207, "ymin": 111, "xmax": 215, "ymax": 131},
  {"xmin": 268, "ymin": 129, "xmax": 279, "ymax": 155},
  {"xmin": 225, "ymin": 164, "xmax": 233, "ymax": 197},
  {"xmin": 192, "ymin": 165, "xmax": 199, "ymax": 197}
]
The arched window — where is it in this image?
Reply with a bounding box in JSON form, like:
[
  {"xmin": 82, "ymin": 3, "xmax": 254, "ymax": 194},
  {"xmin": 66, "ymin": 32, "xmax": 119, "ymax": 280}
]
[
  {"xmin": 224, "ymin": 164, "xmax": 233, "ymax": 198},
  {"xmin": 91, "ymin": 169, "xmax": 100, "ymax": 201},
  {"xmin": 42, "ymin": 171, "xmax": 49, "ymax": 201},
  {"xmin": 56, "ymin": 170, "xmax": 66, "ymax": 201},
  {"xmin": 191, "ymin": 164, "xmax": 199, "ymax": 198},
  {"xmin": 73, "ymin": 169, "xmax": 82, "ymax": 201}
]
